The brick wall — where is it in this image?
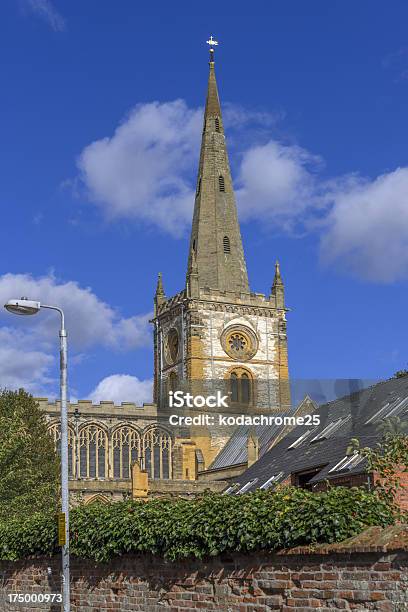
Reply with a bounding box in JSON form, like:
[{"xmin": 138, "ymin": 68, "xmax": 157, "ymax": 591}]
[
  {"xmin": 1, "ymin": 526, "xmax": 407, "ymax": 611},
  {"xmin": 373, "ymin": 468, "xmax": 408, "ymax": 512},
  {"xmin": 397, "ymin": 469, "xmax": 408, "ymax": 510},
  {"xmin": 312, "ymin": 473, "xmax": 370, "ymax": 493}
]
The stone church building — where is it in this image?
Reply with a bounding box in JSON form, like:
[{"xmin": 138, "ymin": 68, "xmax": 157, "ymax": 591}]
[{"xmin": 40, "ymin": 46, "xmax": 291, "ymax": 502}]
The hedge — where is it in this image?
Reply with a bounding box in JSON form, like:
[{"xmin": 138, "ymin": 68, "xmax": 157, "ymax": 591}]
[{"xmin": 0, "ymin": 486, "xmax": 396, "ymax": 562}]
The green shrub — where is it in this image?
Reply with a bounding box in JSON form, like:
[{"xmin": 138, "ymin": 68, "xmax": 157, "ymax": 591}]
[
  {"xmin": 0, "ymin": 486, "xmax": 395, "ymax": 562},
  {"xmin": 0, "ymin": 512, "xmax": 57, "ymax": 561}
]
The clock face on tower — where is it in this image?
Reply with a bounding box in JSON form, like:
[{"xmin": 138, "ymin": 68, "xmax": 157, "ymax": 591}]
[{"xmin": 165, "ymin": 328, "xmax": 179, "ymax": 364}]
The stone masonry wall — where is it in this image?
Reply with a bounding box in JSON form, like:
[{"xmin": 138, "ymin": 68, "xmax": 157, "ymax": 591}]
[
  {"xmin": 202, "ymin": 309, "xmax": 280, "ymax": 402},
  {"xmin": 1, "ymin": 527, "xmax": 407, "ymax": 611}
]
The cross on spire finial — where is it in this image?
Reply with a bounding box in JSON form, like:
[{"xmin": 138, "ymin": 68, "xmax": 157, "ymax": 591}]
[
  {"xmin": 206, "ymin": 35, "xmax": 218, "ymax": 48},
  {"xmin": 206, "ymin": 35, "xmax": 218, "ymax": 63}
]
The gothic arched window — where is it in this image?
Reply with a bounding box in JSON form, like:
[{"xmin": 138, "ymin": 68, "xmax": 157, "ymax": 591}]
[
  {"xmin": 230, "ymin": 371, "xmax": 239, "ymax": 403},
  {"xmin": 79, "ymin": 424, "xmax": 107, "ymax": 479},
  {"xmin": 241, "ymin": 372, "xmax": 251, "ymax": 404},
  {"xmin": 219, "ymin": 175, "xmax": 225, "ymax": 192},
  {"xmin": 223, "ymin": 235, "xmax": 231, "ymax": 253},
  {"xmin": 228, "ymin": 368, "xmax": 253, "ymax": 406},
  {"xmin": 47, "ymin": 423, "xmax": 75, "ymax": 477},
  {"xmin": 215, "ymin": 117, "xmax": 220, "ymax": 132},
  {"xmin": 112, "ymin": 426, "xmax": 141, "ymax": 479},
  {"xmin": 142, "ymin": 426, "xmax": 173, "ymax": 480}
]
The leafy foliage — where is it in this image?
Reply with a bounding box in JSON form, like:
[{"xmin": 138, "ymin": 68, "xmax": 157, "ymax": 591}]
[
  {"xmin": 376, "ymin": 417, "xmax": 408, "ymax": 437},
  {"xmin": 353, "ymin": 432, "xmax": 408, "ymax": 516},
  {"xmin": 0, "ymin": 389, "xmax": 59, "ymax": 521},
  {"xmin": 394, "ymin": 369, "xmax": 408, "ymax": 378},
  {"xmin": 0, "ymin": 486, "xmax": 395, "ymax": 562},
  {"xmin": 0, "ymin": 513, "xmax": 57, "ymax": 561}
]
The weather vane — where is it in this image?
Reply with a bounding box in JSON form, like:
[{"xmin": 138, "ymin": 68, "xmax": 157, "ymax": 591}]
[
  {"xmin": 206, "ymin": 35, "xmax": 219, "ymax": 49},
  {"xmin": 206, "ymin": 35, "xmax": 218, "ymax": 63}
]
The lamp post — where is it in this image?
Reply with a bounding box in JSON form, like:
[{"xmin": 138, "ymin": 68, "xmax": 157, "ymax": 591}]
[
  {"xmin": 4, "ymin": 297, "xmax": 71, "ymax": 612},
  {"xmin": 73, "ymin": 408, "xmax": 80, "ymax": 479}
]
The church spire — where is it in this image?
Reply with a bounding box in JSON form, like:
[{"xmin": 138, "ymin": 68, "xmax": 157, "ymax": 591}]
[
  {"xmin": 205, "ymin": 37, "xmax": 222, "ymax": 118},
  {"xmin": 186, "ymin": 38, "xmax": 249, "ymax": 294}
]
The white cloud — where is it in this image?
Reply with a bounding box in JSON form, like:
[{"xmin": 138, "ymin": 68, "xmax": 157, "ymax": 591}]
[
  {"xmin": 0, "ymin": 327, "xmax": 54, "ymax": 395},
  {"xmin": 76, "ymin": 101, "xmax": 284, "ymax": 237},
  {"xmin": 22, "ymin": 0, "xmax": 65, "ymax": 31},
  {"xmin": 236, "ymin": 141, "xmax": 408, "ymax": 281},
  {"xmin": 321, "ymin": 168, "xmax": 408, "ymax": 282},
  {"xmin": 0, "ymin": 273, "xmax": 151, "ymax": 351},
  {"xmin": 236, "ymin": 140, "xmax": 324, "ymax": 230},
  {"xmin": 89, "ymin": 374, "xmax": 153, "ymax": 405},
  {"xmin": 75, "ymin": 98, "xmax": 408, "ymax": 283},
  {"xmin": 75, "ymin": 100, "xmax": 321, "ymax": 235},
  {"xmin": 77, "ymin": 100, "xmax": 202, "ymax": 237},
  {"xmin": 0, "ymin": 273, "xmax": 151, "ymax": 395}
]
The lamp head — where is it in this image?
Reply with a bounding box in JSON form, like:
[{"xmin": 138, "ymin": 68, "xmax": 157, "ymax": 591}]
[{"xmin": 4, "ymin": 298, "xmax": 41, "ymax": 316}]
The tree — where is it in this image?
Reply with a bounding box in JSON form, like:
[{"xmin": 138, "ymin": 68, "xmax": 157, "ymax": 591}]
[
  {"xmin": 0, "ymin": 389, "xmax": 59, "ymax": 520},
  {"xmin": 394, "ymin": 369, "xmax": 408, "ymax": 378},
  {"xmin": 376, "ymin": 416, "xmax": 408, "ymax": 437}
]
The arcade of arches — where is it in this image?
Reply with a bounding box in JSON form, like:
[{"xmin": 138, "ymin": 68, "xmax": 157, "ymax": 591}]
[{"xmin": 47, "ymin": 422, "xmax": 173, "ymax": 481}]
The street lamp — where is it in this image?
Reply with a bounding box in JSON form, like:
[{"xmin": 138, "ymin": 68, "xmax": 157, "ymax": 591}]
[{"xmin": 4, "ymin": 297, "xmax": 71, "ymax": 612}]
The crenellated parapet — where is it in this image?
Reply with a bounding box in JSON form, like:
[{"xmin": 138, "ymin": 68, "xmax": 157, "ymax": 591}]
[{"xmin": 36, "ymin": 397, "xmax": 158, "ymax": 420}]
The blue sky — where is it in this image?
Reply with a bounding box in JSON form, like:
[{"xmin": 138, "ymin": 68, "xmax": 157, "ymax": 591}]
[{"xmin": 1, "ymin": 1, "xmax": 408, "ymax": 403}]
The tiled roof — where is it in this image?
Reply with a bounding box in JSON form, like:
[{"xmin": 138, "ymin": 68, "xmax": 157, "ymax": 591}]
[
  {"xmin": 209, "ymin": 396, "xmax": 316, "ymax": 470},
  {"xmin": 228, "ymin": 376, "xmax": 408, "ymax": 493}
]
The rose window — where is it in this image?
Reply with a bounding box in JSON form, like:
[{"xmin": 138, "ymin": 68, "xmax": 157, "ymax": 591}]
[
  {"xmin": 228, "ymin": 333, "xmax": 247, "ymax": 355},
  {"xmin": 221, "ymin": 325, "xmax": 258, "ymax": 361}
]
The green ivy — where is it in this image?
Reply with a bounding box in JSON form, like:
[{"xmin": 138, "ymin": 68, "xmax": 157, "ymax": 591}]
[{"xmin": 0, "ymin": 486, "xmax": 396, "ymax": 562}]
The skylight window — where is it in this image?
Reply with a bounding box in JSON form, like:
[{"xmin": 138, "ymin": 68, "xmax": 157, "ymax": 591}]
[
  {"xmin": 260, "ymin": 472, "xmax": 284, "ymax": 490},
  {"xmin": 328, "ymin": 453, "xmax": 365, "ymax": 474},
  {"xmin": 365, "ymin": 401, "xmax": 392, "ymax": 424},
  {"xmin": 287, "ymin": 428, "xmax": 316, "ymax": 449},
  {"xmin": 389, "ymin": 396, "xmax": 408, "ymax": 416},
  {"xmin": 310, "ymin": 415, "xmax": 351, "ymax": 443},
  {"xmin": 222, "ymin": 483, "xmax": 240, "ymax": 495},
  {"xmin": 237, "ymin": 478, "xmax": 258, "ymax": 494},
  {"xmin": 365, "ymin": 396, "xmax": 408, "ymax": 425}
]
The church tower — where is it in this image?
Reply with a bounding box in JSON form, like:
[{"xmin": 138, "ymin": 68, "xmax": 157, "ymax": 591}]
[{"xmin": 152, "ymin": 42, "xmax": 290, "ymax": 454}]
